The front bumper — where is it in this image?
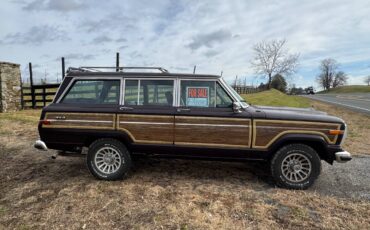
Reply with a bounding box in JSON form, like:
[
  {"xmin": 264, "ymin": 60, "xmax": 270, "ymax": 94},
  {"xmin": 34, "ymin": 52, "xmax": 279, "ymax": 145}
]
[
  {"xmin": 335, "ymin": 151, "xmax": 352, "ymax": 163},
  {"xmin": 34, "ymin": 140, "xmax": 48, "ymax": 151}
]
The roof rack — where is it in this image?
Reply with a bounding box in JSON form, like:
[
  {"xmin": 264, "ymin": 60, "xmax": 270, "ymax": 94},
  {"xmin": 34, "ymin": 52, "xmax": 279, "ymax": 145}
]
[{"xmin": 76, "ymin": 66, "xmax": 169, "ymax": 73}]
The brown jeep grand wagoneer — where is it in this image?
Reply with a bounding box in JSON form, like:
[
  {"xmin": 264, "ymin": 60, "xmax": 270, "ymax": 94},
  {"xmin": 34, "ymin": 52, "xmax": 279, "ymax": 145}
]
[{"xmin": 34, "ymin": 66, "xmax": 351, "ymax": 189}]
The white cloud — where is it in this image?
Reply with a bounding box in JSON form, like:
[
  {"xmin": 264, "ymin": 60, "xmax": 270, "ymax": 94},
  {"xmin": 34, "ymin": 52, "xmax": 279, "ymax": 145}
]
[
  {"xmin": 0, "ymin": 0, "xmax": 369, "ymax": 86},
  {"xmin": 22, "ymin": 0, "xmax": 85, "ymax": 12}
]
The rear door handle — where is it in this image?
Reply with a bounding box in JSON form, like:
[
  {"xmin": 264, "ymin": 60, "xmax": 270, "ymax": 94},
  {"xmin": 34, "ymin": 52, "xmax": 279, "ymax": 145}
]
[
  {"xmin": 177, "ymin": 108, "xmax": 191, "ymax": 112},
  {"xmin": 119, "ymin": 106, "xmax": 133, "ymax": 111}
]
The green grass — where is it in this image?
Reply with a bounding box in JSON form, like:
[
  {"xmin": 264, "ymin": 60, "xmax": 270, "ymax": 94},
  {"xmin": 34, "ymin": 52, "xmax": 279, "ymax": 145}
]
[
  {"xmin": 318, "ymin": 85, "xmax": 370, "ymax": 94},
  {"xmin": 241, "ymin": 89, "xmax": 311, "ymax": 108},
  {"xmin": 0, "ymin": 109, "xmax": 41, "ymax": 123}
]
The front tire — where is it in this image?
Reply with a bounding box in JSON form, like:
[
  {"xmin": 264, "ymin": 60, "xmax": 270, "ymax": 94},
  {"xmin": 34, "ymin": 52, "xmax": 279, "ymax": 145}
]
[
  {"xmin": 87, "ymin": 138, "xmax": 132, "ymax": 180},
  {"xmin": 271, "ymin": 144, "xmax": 321, "ymax": 189}
]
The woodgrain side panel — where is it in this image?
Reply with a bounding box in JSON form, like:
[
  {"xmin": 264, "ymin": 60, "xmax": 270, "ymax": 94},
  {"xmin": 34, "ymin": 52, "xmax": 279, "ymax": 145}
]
[
  {"xmin": 43, "ymin": 112, "xmax": 115, "ymax": 129},
  {"xmin": 117, "ymin": 114, "xmax": 174, "ymax": 144},
  {"xmin": 253, "ymin": 120, "xmax": 341, "ymax": 149},
  {"xmin": 175, "ymin": 116, "xmax": 251, "ymax": 148}
]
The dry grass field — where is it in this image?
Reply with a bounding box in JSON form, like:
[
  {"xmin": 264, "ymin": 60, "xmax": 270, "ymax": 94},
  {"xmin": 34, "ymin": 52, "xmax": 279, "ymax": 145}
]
[{"xmin": 0, "ymin": 102, "xmax": 369, "ymax": 229}]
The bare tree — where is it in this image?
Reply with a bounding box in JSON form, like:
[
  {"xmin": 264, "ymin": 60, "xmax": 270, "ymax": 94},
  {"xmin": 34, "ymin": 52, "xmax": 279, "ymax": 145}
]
[
  {"xmin": 332, "ymin": 71, "xmax": 348, "ymax": 88},
  {"xmin": 251, "ymin": 39, "xmax": 299, "ymax": 89},
  {"xmin": 316, "ymin": 58, "xmax": 338, "ymax": 90},
  {"xmin": 237, "ymin": 77, "xmax": 243, "ymax": 86},
  {"xmin": 365, "ymin": 75, "xmax": 370, "ymax": 86},
  {"xmin": 233, "ymin": 75, "xmax": 238, "ymax": 87}
]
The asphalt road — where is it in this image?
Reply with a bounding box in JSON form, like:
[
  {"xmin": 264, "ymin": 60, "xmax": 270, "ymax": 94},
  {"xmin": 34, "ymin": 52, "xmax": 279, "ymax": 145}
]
[
  {"xmin": 304, "ymin": 93, "xmax": 370, "ymax": 115},
  {"xmin": 310, "ymin": 155, "xmax": 370, "ymax": 200}
]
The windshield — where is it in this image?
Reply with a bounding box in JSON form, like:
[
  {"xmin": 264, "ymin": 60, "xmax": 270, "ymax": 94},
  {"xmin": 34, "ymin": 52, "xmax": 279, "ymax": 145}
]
[{"xmin": 220, "ymin": 79, "xmax": 249, "ymax": 107}]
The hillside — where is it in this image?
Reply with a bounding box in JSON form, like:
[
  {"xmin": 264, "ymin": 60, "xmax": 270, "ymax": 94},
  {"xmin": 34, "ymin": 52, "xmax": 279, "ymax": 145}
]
[
  {"xmin": 242, "ymin": 89, "xmax": 311, "ymax": 108},
  {"xmin": 318, "ymin": 85, "xmax": 370, "ymax": 94}
]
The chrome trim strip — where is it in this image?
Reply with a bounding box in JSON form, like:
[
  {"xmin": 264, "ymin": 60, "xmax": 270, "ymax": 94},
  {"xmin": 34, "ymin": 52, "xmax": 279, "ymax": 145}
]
[
  {"xmin": 341, "ymin": 123, "xmax": 348, "ymax": 145},
  {"xmin": 48, "ymin": 119, "xmax": 113, "ymax": 123},
  {"xmin": 137, "ymin": 79, "xmax": 141, "ymax": 105},
  {"xmin": 176, "ymin": 123, "xmax": 249, "ymax": 128},
  {"xmin": 120, "ymin": 77, "xmax": 124, "ymax": 105},
  {"xmin": 258, "ymin": 126, "xmax": 334, "ymax": 131},
  {"xmin": 174, "ymin": 77, "xmax": 180, "ymax": 107},
  {"xmin": 119, "ymin": 121, "xmax": 173, "ymax": 125},
  {"xmin": 220, "ymin": 78, "xmax": 240, "ymax": 102},
  {"xmin": 175, "ymin": 141, "xmax": 250, "ymax": 149},
  {"xmin": 56, "ymin": 77, "xmax": 74, "ymax": 103},
  {"xmin": 52, "ymin": 77, "xmax": 70, "ymax": 103},
  {"xmin": 219, "ymin": 78, "xmax": 240, "ymax": 103}
]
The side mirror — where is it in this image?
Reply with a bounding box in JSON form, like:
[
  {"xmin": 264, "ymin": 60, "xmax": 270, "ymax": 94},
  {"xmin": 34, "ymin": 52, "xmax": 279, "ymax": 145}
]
[{"xmin": 233, "ymin": 102, "xmax": 242, "ymax": 113}]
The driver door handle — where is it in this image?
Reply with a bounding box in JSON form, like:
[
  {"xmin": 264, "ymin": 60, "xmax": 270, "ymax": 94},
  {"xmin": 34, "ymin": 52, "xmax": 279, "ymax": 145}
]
[
  {"xmin": 119, "ymin": 106, "xmax": 133, "ymax": 111},
  {"xmin": 177, "ymin": 108, "xmax": 191, "ymax": 112}
]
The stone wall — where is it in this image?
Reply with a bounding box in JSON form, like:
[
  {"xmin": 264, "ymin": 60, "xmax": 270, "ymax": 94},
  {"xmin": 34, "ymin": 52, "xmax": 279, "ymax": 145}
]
[{"xmin": 0, "ymin": 61, "xmax": 22, "ymax": 112}]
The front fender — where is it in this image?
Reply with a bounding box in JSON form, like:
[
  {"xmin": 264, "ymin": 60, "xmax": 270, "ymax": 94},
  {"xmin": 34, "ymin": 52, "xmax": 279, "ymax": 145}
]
[{"xmin": 267, "ymin": 133, "xmax": 335, "ymax": 163}]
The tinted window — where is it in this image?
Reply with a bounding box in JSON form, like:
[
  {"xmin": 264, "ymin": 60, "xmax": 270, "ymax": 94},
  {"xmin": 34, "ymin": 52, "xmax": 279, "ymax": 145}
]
[
  {"xmin": 124, "ymin": 79, "xmax": 174, "ymax": 106},
  {"xmin": 216, "ymin": 83, "xmax": 233, "ymax": 108},
  {"xmin": 62, "ymin": 80, "xmax": 120, "ymax": 104},
  {"xmin": 124, "ymin": 80, "xmax": 139, "ymax": 105},
  {"xmin": 180, "ymin": 81, "xmax": 216, "ymax": 107}
]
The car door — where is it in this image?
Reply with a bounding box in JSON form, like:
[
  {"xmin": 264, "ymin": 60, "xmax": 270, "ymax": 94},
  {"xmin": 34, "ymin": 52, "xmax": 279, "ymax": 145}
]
[
  {"xmin": 116, "ymin": 78, "xmax": 176, "ymax": 145},
  {"xmin": 174, "ymin": 79, "xmax": 252, "ymax": 149}
]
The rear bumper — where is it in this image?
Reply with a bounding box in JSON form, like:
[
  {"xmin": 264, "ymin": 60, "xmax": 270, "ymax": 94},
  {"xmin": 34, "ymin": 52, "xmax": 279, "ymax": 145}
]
[
  {"xmin": 335, "ymin": 151, "xmax": 352, "ymax": 163},
  {"xmin": 34, "ymin": 140, "xmax": 48, "ymax": 151}
]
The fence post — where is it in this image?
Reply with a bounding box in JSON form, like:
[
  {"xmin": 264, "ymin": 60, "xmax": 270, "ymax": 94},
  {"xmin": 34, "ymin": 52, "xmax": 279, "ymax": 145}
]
[
  {"xmin": 42, "ymin": 86, "xmax": 46, "ymax": 107},
  {"xmin": 29, "ymin": 62, "xmax": 35, "ymax": 108},
  {"xmin": 62, "ymin": 57, "xmax": 65, "ymax": 79},
  {"xmin": 20, "ymin": 75, "xmax": 24, "ymax": 109},
  {"xmin": 116, "ymin": 52, "xmax": 119, "ymax": 72}
]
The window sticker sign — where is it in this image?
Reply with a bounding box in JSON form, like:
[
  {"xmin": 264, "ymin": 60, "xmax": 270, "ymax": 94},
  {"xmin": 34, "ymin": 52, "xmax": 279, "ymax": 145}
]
[{"xmin": 186, "ymin": 87, "xmax": 209, "ymax": 107}]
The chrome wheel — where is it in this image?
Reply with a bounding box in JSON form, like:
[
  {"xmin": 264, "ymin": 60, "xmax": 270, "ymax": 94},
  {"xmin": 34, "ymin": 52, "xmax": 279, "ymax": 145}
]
[
  {"xmin": 281, "ymin": 153, "xmax": 312, "ymax": 183},
  {"xmin": 94, "ymin": 147, "xmax": 123, "ymax": 174}
]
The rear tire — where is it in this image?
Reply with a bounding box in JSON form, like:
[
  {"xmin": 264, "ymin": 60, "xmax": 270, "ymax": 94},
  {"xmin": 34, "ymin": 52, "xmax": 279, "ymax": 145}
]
[
  {"xmin": 87, "ymin": 138, "xmax": 131, "ymax": 180},
  {"xmin": 270, "ymin": 144, "xmax": 321, "ymax": 189}
]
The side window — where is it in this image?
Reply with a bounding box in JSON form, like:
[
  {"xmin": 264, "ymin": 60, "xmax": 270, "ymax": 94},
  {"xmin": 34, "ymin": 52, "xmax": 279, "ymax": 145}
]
[
  {"xmin": 62, "ymin": 80, "xmax": 120, "ymax": 104},
  {"xmin": 124, "ymin": 80, "xmax": 139, "ymax": 105},
  {"xmin": 124, "ymin": 79, "xmax": 174, "ymax": 106},
  {"xmin": 180, "ymin": 81, "xmax": 216, "ymax": 107},
  {"xmin": 216, "ymin": 83, "xmax": 233, "ymax": 108}
]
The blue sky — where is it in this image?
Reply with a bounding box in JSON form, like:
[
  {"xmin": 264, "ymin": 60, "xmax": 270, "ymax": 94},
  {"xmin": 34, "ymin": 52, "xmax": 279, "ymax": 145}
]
[{"xmin": 1, "ymin": 0, "xmax": 370, "ymax": 88}]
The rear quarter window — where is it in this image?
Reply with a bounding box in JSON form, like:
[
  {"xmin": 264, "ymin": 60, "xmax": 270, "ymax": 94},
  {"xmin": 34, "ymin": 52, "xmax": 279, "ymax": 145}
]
[{"xmin": 61, "ymin": 80, "xmax": 120, "ymax": 104}]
